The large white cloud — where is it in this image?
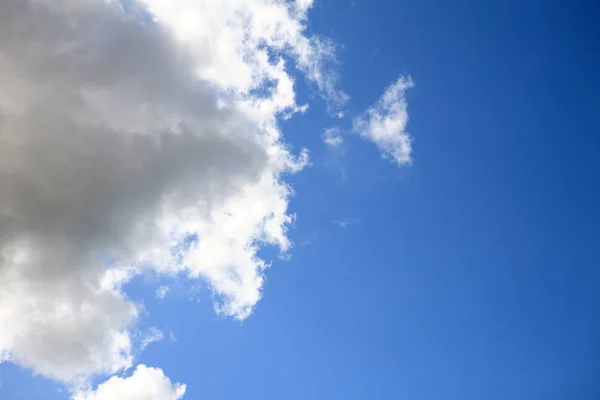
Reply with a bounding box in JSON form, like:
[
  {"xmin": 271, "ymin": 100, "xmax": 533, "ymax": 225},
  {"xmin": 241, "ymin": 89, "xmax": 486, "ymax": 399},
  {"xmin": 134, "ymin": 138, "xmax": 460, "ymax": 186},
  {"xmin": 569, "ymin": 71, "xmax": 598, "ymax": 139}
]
[
  {"xmin": 73, "ymin": 365, "xmax": 186, "ymax": 400},
  {"xmin": 0, "ymin": 0, "xmax": 339, "ymax": 390},
  {"xmin": 354, "ymin": 77, "xmax": 414, "ymax": 165}
]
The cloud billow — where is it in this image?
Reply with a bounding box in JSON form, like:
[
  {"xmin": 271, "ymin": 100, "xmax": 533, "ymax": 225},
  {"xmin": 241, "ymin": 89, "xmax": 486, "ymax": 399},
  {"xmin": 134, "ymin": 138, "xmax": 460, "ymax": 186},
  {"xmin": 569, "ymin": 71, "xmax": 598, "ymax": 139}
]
[{"xmin": 0, "ymin": 0, "xmax": 325, "ymax": 391}]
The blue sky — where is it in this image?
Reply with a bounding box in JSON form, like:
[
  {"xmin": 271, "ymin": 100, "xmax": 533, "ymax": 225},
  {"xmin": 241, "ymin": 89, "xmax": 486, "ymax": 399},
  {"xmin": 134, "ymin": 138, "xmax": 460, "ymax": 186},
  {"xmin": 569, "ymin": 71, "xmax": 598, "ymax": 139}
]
[{"xmin": 1, "ymin": 0, "xmax": 599, "ymax": 399}]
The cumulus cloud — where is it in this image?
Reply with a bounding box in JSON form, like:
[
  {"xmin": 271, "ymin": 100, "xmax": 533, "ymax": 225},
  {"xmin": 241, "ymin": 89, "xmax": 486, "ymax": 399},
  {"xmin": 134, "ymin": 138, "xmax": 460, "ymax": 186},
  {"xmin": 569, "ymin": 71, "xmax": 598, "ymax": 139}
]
[
  {"xmin": 73, "ymin": 365, "xmax": 185, "ymax": 400},
  {"xmin": 0, "ymin": 0, "xmax": 344, "ymax": 390},
  {"xmin": 323, "ymin": 127, "xmax": 343, "ymax": 148},
  {"xmin": 141, "ymin": 0, "xmax": 348, "ymax": 111},
  {"xmin": 353, "ymin": 76, "xmax": 414, "ymax": 165}
]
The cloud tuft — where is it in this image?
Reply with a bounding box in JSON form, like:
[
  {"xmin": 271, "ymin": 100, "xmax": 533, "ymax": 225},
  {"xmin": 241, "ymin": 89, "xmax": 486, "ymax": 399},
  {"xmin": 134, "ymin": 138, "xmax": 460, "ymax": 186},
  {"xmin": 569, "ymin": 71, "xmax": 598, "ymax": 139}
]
[
  {"xmin": 354, "ymin": 76, "xmax": 414, "ymax": 165},
  {"xmin": 323, "ymin": 127, "xmax": 343, "ymax": 148}
]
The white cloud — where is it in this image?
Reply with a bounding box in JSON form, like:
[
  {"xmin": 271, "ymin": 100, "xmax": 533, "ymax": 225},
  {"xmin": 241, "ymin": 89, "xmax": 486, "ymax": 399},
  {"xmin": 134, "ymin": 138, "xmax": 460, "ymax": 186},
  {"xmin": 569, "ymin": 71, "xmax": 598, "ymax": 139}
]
[
  {"xmin": 155, "ymin": 286, "xmax": 170, "ymax": 301},
  {"xmin": 73, "ymin": 365, "xmax": 185, "ymax": 400},
  {"xmin": 323, "ymin": 127, "xmax": 343, "ymax": 148},
  {"xmin": 140, "ymin": 328, "xmax": 164, "ymax": 351},
  {"xmin": 140, "ymin": 0, "xmax": 347, "ymax": 112},
  {"xmin": 353, "ymin": 76, "xmax": 414, "ymax": 165},
  {"xmin": 333, "ymin": 218, "xmax": 360, "ymax": 230},
  {"xmin": 0, "ymin": 0, "xmax": 343, "ymax": 390}
]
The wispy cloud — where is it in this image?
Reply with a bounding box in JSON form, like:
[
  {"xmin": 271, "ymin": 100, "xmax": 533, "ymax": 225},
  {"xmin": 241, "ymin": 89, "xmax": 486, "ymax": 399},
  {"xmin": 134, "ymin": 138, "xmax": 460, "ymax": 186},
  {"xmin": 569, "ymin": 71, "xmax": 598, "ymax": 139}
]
[
  {"xmin": 140, "ymin": 328, "xmax": 165, "ymax": 351},
  {"xmin": 354, "ymin": 76, "xmax": 414, "ymax": 165},
  {"xmin": 333, "ymin": 218, "xmax": 360, "ymax": 230},
  {"xmin": 323, "ymin": 127, "xmax": 344, "ymax": 148},
  {"xmin": 156, "ymin": 285, "xmax": 171, "ymax": 301}
]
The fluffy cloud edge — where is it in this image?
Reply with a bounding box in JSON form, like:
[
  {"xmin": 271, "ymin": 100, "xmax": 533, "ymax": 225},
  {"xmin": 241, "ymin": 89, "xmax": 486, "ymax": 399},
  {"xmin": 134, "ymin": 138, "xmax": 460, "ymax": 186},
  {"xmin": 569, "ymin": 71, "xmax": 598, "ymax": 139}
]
[{"xmin": 72, "ymin": 365, "xmax": 185, "ymax": 400}]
